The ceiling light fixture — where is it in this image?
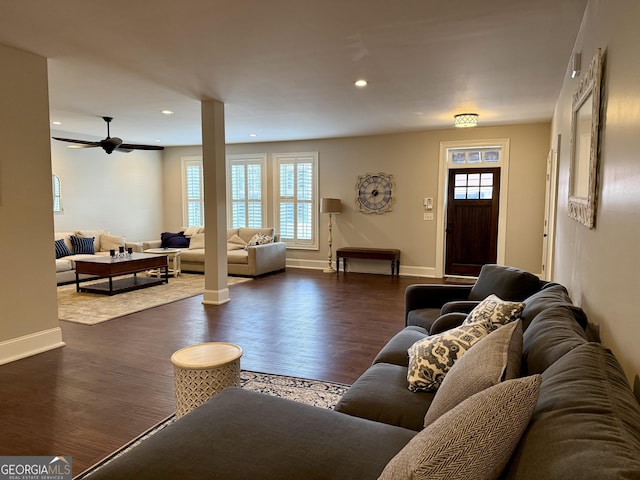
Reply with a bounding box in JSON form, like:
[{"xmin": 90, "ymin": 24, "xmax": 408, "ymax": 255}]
[
  {"xmin": 354, "ymin": 79, "xmax": 368, "ymax": 88},
  {"xmin": 161, "ymin": 110, "xmax": 174, "ymax": 115},
  {"xmin": 52, "ymin": 121, "xmax": 62, "ymax": 125},
  {"xmin": 249, "ymin": 133, "xmax": 257, "ymax": 137},
  {"xmin": 454, "ymin": 113, "xmax": 479, "ymax": 128}
]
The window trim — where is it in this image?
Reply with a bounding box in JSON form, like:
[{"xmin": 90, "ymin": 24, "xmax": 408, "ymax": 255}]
[
  {"xmin": 181, "ymin": 156, "xmax": 204, "ymax": 227},
  {"xmin": 226, "ymin": 153, "xmax": 267, "ymax": 228},
  {"xmin": 273, "ymin": 151, "xmax": 319, "ymax": 250}
]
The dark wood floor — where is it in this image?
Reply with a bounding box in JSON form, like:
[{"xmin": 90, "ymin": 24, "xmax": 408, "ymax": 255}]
[{"xmin": 0, "ymin": 269, "xmax": 440, "ymax": 476}]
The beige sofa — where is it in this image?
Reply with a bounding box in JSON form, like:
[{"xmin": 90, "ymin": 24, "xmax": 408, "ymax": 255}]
[
  {"xmin": 142, "ymin": 227, "xmax": 286, "ymax": 277},
  {"xmin": 55, "ymin": 229, "xmax": 142, "ymax": 285}
]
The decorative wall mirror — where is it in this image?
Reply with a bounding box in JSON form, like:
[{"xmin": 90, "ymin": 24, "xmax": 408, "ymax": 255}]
[{"xmin": 568, "ymin": 48, "xmax": 603, "ymax": 229}]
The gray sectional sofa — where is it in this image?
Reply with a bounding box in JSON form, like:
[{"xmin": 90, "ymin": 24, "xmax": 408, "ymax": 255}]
[
  {"xmin": 142, "ymin": 227, "xmax": 286, "ymax": 277},
  {"xmin": 85, "ymin": 265, "xmax": 640, "ymax": 479}
]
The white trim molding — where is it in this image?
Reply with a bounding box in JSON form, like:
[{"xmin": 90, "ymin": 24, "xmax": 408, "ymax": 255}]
[
  {"xmin": 0, "ymin": 327, "xmax": 65, "ymax": 366},
  {"xmin": 202, "ymin": 288, "xmax": 231, "ymax": 305}
]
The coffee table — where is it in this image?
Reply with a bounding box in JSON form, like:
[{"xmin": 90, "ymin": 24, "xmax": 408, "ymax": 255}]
[{"xmin": 74, "ymin": 253, "xmax": 169, "ymax": 295}]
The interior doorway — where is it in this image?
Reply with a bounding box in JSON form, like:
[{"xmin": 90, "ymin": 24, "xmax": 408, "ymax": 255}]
[{"xmin": 445, "ymin": 167, "xmax": 501, "ymax": 276}]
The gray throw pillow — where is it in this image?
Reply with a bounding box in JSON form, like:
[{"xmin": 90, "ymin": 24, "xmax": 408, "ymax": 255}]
[
  {"xmin": 378, "ymin": 375, "xmax": 542, "ymax": 480},
  {"xmin": 407, "ymin": 322, "xmax": 491, "ymax": 392},
  {"xmin": 424, "ymin": 320, "xmax": 523, "ymax": 426},
  {"xmin": 464, "ymin": 294, "xmax": 525, "ymax": 329}
]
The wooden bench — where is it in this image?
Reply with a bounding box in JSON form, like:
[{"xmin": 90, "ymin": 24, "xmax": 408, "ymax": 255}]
[{"xmin": 336, "ymin": 247, "xmax": 401, "ymax": 276}]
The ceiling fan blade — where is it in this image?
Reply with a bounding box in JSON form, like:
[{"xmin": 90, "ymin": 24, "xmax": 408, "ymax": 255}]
[
  {"xmin": 115, "ymin": 146, "xmax": 133, "ymax": 153},
  {"xmin": 120, "ymin": 143, "xmax": 165, "ymax": 151},
  {"xmin": 52, "ymin": 137, "xmax": 100, "ymax": 147}
]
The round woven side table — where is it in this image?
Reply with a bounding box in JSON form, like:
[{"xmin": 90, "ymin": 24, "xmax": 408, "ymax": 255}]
[{"xmin": 171, "ymin": 342, "xmax": 243, "ymax": 418}]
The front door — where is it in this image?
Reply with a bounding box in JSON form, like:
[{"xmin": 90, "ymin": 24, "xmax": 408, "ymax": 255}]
[{"xmin": 445, "ymin": 168, "xmax": 500, "ymax": 277}]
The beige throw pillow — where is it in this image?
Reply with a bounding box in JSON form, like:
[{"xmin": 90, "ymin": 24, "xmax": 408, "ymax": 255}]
[
  {"xmin": 189, "ymin": 233, "xmax": 205, "ymax": 250},
  {"xmin": 100, "ymin": 234, "xmax": 126, "ymax": 252},
  {"xmin": 378, "ymin": 375, "xmax": 542, "ymax": 480},
  {"xmin": 464, "ymin": 294, "xmax": 525, "ymax": 329},
  {"xmin": 407, "ymin": 322, "xmax": 491, "ymax": 392},
  {"xmin": 424, "ymin": 320, "xmax": 523, "ymax": 426},
  {"xmin": 227, "ymin": 234, "xmax": 247, "ymax": 251}
]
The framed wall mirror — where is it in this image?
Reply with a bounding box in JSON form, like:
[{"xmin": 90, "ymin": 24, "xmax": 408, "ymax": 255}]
[{"xmin": 568, "ymin": 48, "xmax": 603, "ymax": 229}]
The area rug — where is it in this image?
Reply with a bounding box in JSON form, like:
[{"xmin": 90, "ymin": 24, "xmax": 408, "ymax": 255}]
[
  {"xmin": 58, "ymin": 274, "xmax": 251, "ymax": 325},
  {"xmin": 74, "ymin": 371, "xmax": 349, "ymax": 479}
]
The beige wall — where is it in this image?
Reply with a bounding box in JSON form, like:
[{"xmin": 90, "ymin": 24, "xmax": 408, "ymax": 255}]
[
  {"xmin": 0, "ymin": 43, "xmax": 63, "ymax": 362},
  {"xmin": 163, "ymin": 122, "xmax": 550, "ymax": 276},
  {"xmin": 50, "ymin": 135, "xmax": 164, "ymax": 241},
  {"xmin": 552, "ymin": 0, "xmax": 640, "ymax": 385}
]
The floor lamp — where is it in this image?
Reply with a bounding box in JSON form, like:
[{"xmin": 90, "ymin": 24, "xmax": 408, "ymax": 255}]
[{"xmin": 320, "ymin": 198, "xmax": 342, "ymax": 273}]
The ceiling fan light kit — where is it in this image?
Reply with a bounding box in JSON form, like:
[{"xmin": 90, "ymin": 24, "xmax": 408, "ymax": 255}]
[
  {"xmin": 453, "ymin": 113, "xmax": 479, "ymax": 128},
  {"xmin": 52, "ymin": 116, "xmax": 165, "ymax": 154}
]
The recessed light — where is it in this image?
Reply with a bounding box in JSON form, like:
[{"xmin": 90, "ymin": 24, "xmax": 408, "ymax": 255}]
[
  {"xmin": 161, "ymin": 110, "xmax": 174, "ymax": 115},
  {"xmin": 52, "ymin": 121, "xmax": 62, "ymax": 125},
  {"xmin": 249, "ymin": 133, "xmax": 257, "ymax": 137},
  {"xmin": 354, "ymin": 79, "xmax": 368, "ymax": 88}
]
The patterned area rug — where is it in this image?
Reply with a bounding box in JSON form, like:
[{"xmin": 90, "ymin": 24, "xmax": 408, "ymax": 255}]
[
  {"xmin": 58, "ymin": 274, "xmax": 251, "ymax": 325},
  {"xmin": 75, "ymin": 371, "xmax": 349, "ymax": 479}
]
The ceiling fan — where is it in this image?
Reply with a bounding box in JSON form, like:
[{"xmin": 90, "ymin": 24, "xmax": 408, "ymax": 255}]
[{"xmin": 52, "ymin": 116, "xmax": 165, "ymax": 154}]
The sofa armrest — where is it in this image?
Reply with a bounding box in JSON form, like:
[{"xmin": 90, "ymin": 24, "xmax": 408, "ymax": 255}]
[
  {"xmin": 440, "ymin": 300, "xmax": 480, "ymax": 315},
  {"xmin": 429, "ymin": 313, "xmax": 469, "ymax": 335},
  {"xmin": 142, "ymin": 240, "xmax": 162, "ymax": 250},
  {"xmin": 404, "ymin": 284, "xmax": 473, "ymax": 322},
  {"xmin": 246, "ymin": 242, "xmax": 286, "ymax": 276}
]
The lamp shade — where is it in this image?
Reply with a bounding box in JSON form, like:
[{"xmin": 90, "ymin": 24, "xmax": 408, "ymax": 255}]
[
  {"xmin": 454, "ymin": 113, "xmax": 479, "ymax": 128},
  {"xmin": 320, "ymin": 198, "xmax": 342, "ymax": 214}
]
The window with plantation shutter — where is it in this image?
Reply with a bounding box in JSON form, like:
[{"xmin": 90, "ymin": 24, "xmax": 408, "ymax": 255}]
[
  {"xmin": 227, "ymin": 154, "xmax": 266, "ymax": 228},
  {"xmin": 182, "ymin": 157, "xmax": 204, "ymax": 227},
  {"xmin": 52, "ymin": 174, "xmax": 63, "ymax": 212},
  {"xmin": 274, "ymin": 152, "xmax": 318, "ymax": 249}
]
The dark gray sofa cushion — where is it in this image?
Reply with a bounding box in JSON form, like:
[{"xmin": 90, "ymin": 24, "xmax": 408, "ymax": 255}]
[
  {"xmin": 87, "ymin": 388, "xmax": 416, "ymax": 480},
  {"xmin": 502, "ymin": 342, "xmax": 640, "ymax": 479},
  {"xmin": 334, "ymin": 362, "xmax": 435, "ymax": 431},
  {"xmin": 520, "ymin": 282, "xmax": 587, "ymax": 330},
  {"xmin": 373, "ymin": 326, "xmax": 428, "ymax": 366},
  {"xmin": 468, "ymin": 264, "xmax": 543, "ymax": 301},
  {"xmin": 522, "ymin": 305, "xmax": 588, "ymax": 374}
]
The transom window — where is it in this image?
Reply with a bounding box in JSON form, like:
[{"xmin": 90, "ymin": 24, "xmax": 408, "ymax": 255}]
[{"xmin": 449, "ymin": 147, "xmax": 501, "ymax": 165}]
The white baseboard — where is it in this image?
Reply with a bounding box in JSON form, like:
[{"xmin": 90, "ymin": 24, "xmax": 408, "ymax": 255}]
[
  {"xmin": 202, "ymin": 288, "xmax": 231, "ymax": 305},
  {"xmin": 0, "ymin": 327, "xmax": 65, "ymax": 366},
  {"xmin": 286, "ymin": 259, "xmax": 437, "ymax": 278}
]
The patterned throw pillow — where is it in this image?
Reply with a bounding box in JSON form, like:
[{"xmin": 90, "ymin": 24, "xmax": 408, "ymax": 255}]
[
  {"xmin": 464, "ymin": 294, "xmax": 525, "ymax": 329},
  {"xmin": 245, "ymin": 233, "xmax": 273, "ymax": 249},
  {"xmin": 407, "ymin": 322, "xmax": 491, "ymax": 392},
  {"xmin": 379, "ymin": 375, "xmax": 542, "ymax": 480},
  {"xmin": 70, "ymin": 235, "xmax": 95, "ymax": 255},
  {"xmin": 55, "ymin": 239, "xmax": 72, "ymax": 259},
  {"xmin": 424, "ymin": 320, "xmax": 523, "ymax": 426}
]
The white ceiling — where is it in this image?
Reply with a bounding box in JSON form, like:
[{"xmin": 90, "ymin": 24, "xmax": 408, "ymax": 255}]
[{"xmin": 0, "ymin": 0, "xmax": 587, "ymax": 146}]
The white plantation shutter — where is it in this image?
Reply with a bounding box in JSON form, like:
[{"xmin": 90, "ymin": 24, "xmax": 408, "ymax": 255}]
[
  {"xmin": 227, "ymin": 154, "xmax": 266, "ymax": 228},
  {"xmin": 182, "ymin": 157, "xmax": 204, "ymax": 227},
  {"xmin": 275, "ymin": 152, "xmax": 318, "ymax": 249}
]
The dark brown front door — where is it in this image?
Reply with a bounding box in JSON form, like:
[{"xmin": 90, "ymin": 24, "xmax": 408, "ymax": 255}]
[{"xmin": 445, "ymin": 168, "xmax": 500, "ymax": 277}]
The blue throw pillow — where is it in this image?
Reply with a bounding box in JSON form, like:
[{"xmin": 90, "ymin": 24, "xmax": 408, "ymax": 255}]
[
  {"xmin": 55, "ymin": 239, "xmax": 72, "ymax": 259},
  {"xmin": 70, "ymin": 235, "xmax": 95, "ymax": 254},
  {"xmin": 160, "ymin": 232, "xmax": 189, "ymax": 248}
]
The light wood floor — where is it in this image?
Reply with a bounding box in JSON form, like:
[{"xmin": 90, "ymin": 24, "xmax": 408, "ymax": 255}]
[{"xmin": 0, "ymin": 268, "xmax": 440, "ymax": 476}]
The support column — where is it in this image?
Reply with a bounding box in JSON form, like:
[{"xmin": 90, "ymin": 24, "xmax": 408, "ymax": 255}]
[{"xmin": 201, "ymin": 99, "xmax": 230, "ymax": 305}]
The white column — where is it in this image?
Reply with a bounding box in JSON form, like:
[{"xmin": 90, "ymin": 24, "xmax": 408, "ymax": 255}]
[{"xmin": 201, "ymin": 99, "xmax": 230, "ymax": 305}]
